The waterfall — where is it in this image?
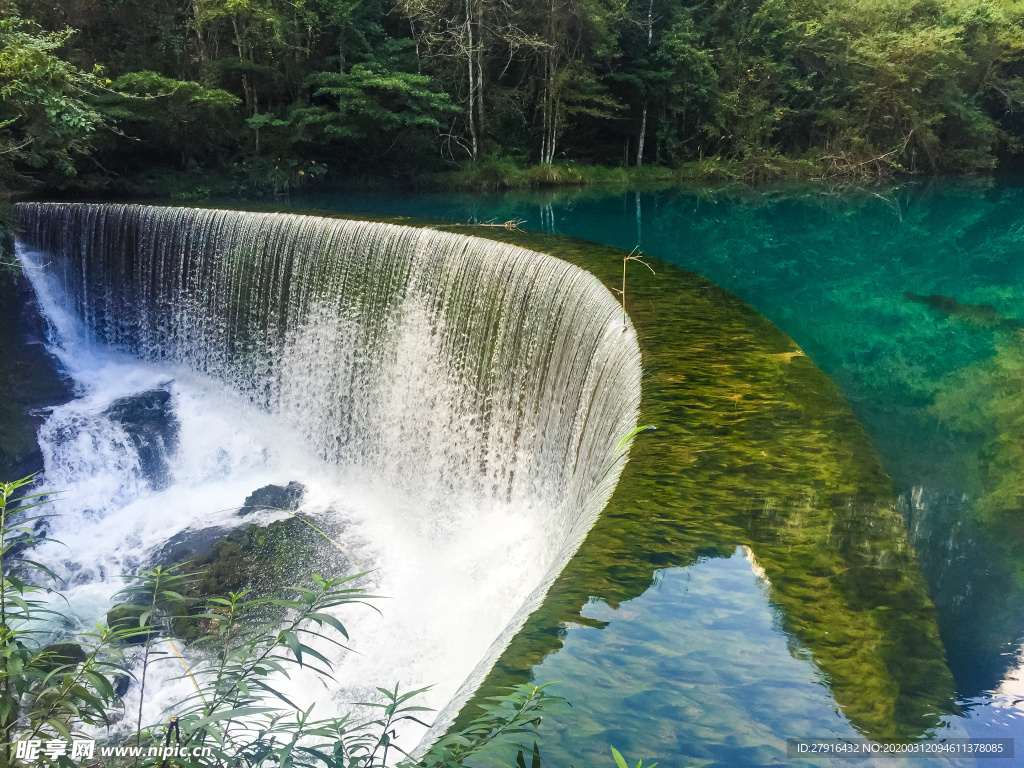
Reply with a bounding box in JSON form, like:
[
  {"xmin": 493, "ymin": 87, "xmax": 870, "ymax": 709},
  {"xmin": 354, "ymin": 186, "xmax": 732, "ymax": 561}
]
[{"xmin": 15, "ymin": 202, "xmax": 642, "ymax": 749}]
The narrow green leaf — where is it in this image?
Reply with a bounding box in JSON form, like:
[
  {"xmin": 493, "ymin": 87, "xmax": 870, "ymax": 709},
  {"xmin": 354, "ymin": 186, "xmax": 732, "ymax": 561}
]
[{"xmin": 616, "ymin": 425, "xmax": 656, "ymax": 452}]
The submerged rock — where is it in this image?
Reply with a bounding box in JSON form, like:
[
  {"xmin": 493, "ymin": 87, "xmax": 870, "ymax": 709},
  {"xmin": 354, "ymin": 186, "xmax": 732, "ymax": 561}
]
[
  {"xmin": 905, "ymin": 291, "xmax": 1024, "ymax": 330},
  {"xmin": 103, "ymin": 387, "xmax": 179, "ymax": 489},
  {"xmin": 238, "ymin": 481, "xmax": 305, "ymax": 516}
]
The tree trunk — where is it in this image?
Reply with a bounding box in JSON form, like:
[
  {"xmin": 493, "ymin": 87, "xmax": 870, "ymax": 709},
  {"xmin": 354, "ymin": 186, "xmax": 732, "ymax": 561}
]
[
  {"xmin": 410, "ymin": 18, "xmax": 421, "ymax": 73},
  {"xmin": 636, "ymin": 105, "xmax": 647, "ymax": 166},
  {"xmin": 231, "ymin": 17, "xmax": 257, "ymax": 118},
  {"xmin": 539, "ymin": 0, "xmax": 559, "ymax": 164},
  {"xmin": 636, "ymin": 0, "xmax": 654, "ymax": 166},
  {"xmin": 466, "ymin": 0, "xmax": 478, "ymax": 159},
  {"xmin": 476, "ymin": 0, "xmax": 485, "ymax": 149},
  {"xmin": 541, "ymin": 54, "xmax": 551, "ymax": 163}
]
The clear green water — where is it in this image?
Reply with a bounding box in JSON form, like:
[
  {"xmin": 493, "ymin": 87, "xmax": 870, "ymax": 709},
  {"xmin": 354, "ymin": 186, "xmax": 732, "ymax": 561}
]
[{"xmin": 238, "ymin": 181, "xmax": 1024, "ymax": 765}]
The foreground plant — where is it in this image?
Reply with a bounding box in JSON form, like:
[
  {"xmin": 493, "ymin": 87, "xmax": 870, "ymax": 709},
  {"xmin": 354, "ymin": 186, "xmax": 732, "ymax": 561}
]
[
  {"xmin": 130, "ymin": 573, "xmax": 378, "ymax": 766},
  {"xmin": 130, "ymin": 581, "xmax": 568, "ymax": 768},
  {"xmin": 417, "ymin": 684, "xmax": 567, "ymax": 768},
  {"xmin": 0, "ymin": 476, "xmax": 130, "ymax": 766},
  {"xmin": 0, "ymin": 477, "xmax": 576, "ymax": 768},
  {"xmin": 610, "ymin": 746, "xmax": 658, "ymax": 768}
]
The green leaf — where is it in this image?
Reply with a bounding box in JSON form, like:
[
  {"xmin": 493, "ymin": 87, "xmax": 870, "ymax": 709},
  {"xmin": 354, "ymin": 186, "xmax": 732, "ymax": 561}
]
[
  {"xmin": 192, "ymin": 706, "xmax": 276, "ymax": 728},
  {"xmin": 280, "ymin": 630, "xmax": 301, "ymax": 664},
  {"xmin": 308, "ymin": 612, "xmax": 349, "ymax": 639},
  {"xmin": 616, "ymin": 425, "xmax": 656, "ymax": 452}
]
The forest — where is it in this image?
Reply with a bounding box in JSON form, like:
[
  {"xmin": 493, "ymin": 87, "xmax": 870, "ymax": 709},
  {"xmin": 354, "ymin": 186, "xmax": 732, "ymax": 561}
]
[{"xmin": 4, "ymin": 0, "xmax": 1024, "ymax": 194}]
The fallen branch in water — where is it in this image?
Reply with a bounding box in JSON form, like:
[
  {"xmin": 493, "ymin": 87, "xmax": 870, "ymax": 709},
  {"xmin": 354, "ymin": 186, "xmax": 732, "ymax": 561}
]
[
  {"xmin": 612, "ymin": 246, "xmax": 656, "ymax": 330},
  {"xmin": 475, "ymin": 217, "xmax": 527, "ymax": 230}
]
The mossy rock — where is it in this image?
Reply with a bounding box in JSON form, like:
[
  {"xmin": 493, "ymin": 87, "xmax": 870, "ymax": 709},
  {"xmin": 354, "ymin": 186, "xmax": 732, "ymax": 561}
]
[
  {"xmin": 106, "ymin": 603, "xmax": 156, "ymax": 645},
  {"xmin": 163, "ymin": 513, "xmax": 347, "ymax": 641},
  {"xmin": 35, "ymin": 642, "xmax": 86, "ymax": 672},
  {"xmin": 111, "ymin": 483, "xmax": 347, "ymax": 645},
  {"xmin": 185, "ymin": 515, "xmax": 324, "ymax": 596}
]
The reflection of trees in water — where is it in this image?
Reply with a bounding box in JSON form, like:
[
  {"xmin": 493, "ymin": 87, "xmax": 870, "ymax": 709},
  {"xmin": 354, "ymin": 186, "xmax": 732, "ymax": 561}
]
[
  {"xmin": 933, "ymin": 331, "xmax": 1024, "ymax": 530},
  {"xmin": 902, "ymin": 486, "xmax": 1024, "ymax": 698},
  {"xmin": 459, "ymin": 229, "xmax": 956, "ymax": 745},
  {"xmin": 906, "ymin": 326, "xmax": 1024, "ymax": 697}
]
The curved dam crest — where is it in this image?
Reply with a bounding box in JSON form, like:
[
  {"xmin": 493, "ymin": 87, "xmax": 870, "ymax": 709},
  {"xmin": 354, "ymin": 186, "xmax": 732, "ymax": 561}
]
[{"xmin": 14, "ymin": 202, "xmax": 641, "ymax": 749}]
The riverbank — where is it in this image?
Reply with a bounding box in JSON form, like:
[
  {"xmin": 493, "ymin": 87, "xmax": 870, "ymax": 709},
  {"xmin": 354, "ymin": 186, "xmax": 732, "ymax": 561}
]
[
  {"xmin": 14, "ymin": 149, "xmax": 920, "ymax": 202},
  {"xmin": 430, "ymin": 154, "xmax": 826, "ymax": 192}
]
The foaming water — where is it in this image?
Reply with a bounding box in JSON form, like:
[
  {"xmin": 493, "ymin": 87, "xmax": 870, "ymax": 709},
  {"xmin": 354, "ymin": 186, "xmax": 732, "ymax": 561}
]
[{"xmin": 15, "ymin": 203, "xmax": 641, "ymax": 751}]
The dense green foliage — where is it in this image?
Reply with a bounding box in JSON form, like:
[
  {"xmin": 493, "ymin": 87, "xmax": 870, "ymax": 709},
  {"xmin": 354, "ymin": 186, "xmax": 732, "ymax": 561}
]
[
  {"xmin": 3, "ymin": 0, "xmax": 1024, "ymax": 189},
  {"xmin": 0, "ymin": 3, "xmax": 105, "ymax": 187},
  {"xmin": 0, "ymin": 478, "xmax": 126, "ymax": 765}
]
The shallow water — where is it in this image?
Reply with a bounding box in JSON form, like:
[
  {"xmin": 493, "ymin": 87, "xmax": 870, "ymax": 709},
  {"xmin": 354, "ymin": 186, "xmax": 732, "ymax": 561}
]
[{"xmin": 253, "ymin": 180, "xmax": 1024, "ymax": 765}]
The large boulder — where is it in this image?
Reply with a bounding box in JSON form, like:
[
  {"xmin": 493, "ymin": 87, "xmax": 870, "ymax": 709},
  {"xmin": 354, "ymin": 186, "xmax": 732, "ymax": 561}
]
[
  {"xmin": 112, "ymin": 484, "xmax": 345, "ymax": 644},
  {"xmin": 238, "ymin": 481, "xmax": 305, "ymax": 516},
  {"xmin": 103, "ymin": 387, "xmax": 179, "ymax": 489},
  {"xmin": 166, "ymin": 515, "xmax": 340, "ymax": 640},
  {"xmin": 151, "ymin": 524, "xmax": 234, "ymax": 567}
]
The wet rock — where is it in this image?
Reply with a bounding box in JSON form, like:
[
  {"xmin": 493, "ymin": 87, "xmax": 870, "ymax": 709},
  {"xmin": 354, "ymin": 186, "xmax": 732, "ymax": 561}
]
[
  {"xmin": 113, "ymin": 673, "xmax": 131, "ymax": 697},
  {"xmin": 106, "ymin": 603, "xmax": 155, "ymax": 645},
  {"xmin": 37, "ymin": 642, "xmax": 86, "ymax": 672},
  {"xmin": 163, "ymin": 516, "xmax": 336, "ymax": 640},
  {"xmin": 125, "ymin": 485, "xmax": 345, "ymax": 643},
  {"xmin": 186, "ymin": 516, "xmax": 320, "ymax": 597},
  {"xmin": 0, "ymin": 267, "xmax": 73, "ymax": 480},
  {"xmin": 103, "ymin": 388, "xmax": 179, "ymax": 489},
  {"xmin": 904, "ymin": 292, "xmax": 1024, "ymax": 330},
  {"xmin": 152, "ymin": 524, "xmax": 234, "ymax": 566},
  {"xmin": 238, "ymin": 481, "xmax": 305, "ymax": 516}
]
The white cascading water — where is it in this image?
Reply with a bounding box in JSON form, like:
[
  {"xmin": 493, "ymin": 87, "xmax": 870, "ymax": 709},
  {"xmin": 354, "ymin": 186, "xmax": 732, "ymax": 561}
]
[{"xmin": 14, "ymin": 203, "xmax": 642, "ymax": 752}]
